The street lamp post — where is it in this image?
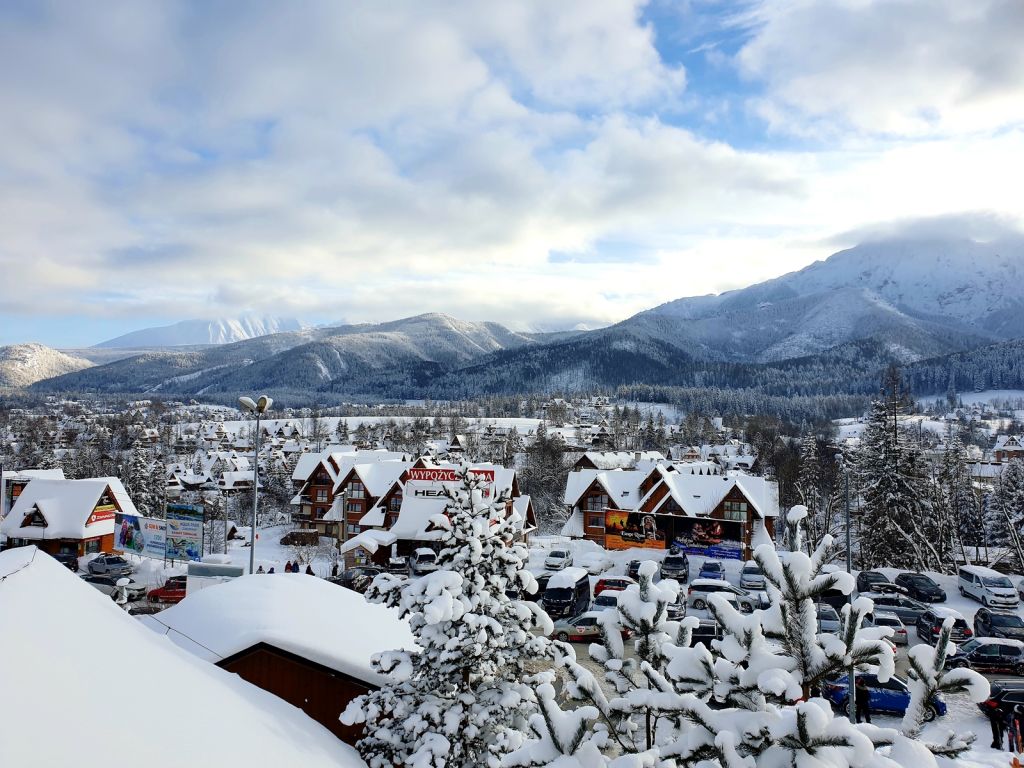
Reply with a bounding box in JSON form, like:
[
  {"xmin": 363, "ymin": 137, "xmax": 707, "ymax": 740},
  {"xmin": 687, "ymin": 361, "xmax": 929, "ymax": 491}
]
[
  {"xmin": 836, "ymin": 452, "xmax": 856, "ymax": 723},
  {"xmin": 239, "ymin": 395, "xmax": 273, "ymax": 575}
]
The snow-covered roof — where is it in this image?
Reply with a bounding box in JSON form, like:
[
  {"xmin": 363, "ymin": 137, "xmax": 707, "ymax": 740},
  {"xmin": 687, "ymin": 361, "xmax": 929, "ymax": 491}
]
[
  {"xmin": 560, "ymin": 509, "xmax": 584, "ymax": 538},
  {"xmin": 547, "ymin": 567, "xmax": 589, "ymax": 589},
  {"xmin": 339, "ymin": 529, "xmax": 398, "ymax": 555},
  {"xmin": 0, "ymin": 477, "xmax": 134, "ymax": 540},
  {"xmin": 0, "ymin": 547, "xmax": 364, "ymax": 768},
  {"xmin": 563, "ymin": 468, "xmax": 646, "ymax": 509},
  {"xmin": 580, "ymin": 451, "xmax": 665, "ymax": 470},
  {"xmin": 339, "ymin": 461, "xmax": 410, "ymax": 496},
  {"xmin": 141, "ymin": 573, "xmax": 415, "ymax": 686}
]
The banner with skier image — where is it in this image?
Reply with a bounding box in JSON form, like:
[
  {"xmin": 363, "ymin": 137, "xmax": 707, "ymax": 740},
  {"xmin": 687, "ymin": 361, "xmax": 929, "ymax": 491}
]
[
  {"xmin": 670, "ymin": 517, "xmax": 743, "ymax": 560},
  {"xmin": 165, "ymin": 504, "xmax": 204, "ymax": 562}
]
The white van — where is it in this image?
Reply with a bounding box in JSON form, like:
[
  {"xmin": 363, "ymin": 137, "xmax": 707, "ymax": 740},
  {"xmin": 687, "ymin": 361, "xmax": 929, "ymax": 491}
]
[
  {"xmin": 410, "ymin": 548, "xmax": 438, "ymax": 575},
  {"xmin": 958, "ymin": 565, "xmax": 1019, "ymax": 608}
]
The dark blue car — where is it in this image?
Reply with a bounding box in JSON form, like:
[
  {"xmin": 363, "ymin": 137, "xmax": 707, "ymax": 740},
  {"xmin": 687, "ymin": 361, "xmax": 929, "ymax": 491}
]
[{"xmin": 823, "ymin": 673, "xmax": 946, "ymax": 721}]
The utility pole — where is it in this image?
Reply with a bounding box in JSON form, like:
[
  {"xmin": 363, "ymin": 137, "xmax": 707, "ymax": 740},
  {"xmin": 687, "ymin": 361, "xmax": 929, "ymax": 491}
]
[{"xmin": 836, "ymin": 452, "xmax": 856, "ymax": 723}]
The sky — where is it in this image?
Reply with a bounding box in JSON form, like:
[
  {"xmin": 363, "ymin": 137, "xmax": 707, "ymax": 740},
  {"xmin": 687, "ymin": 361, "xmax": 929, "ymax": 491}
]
[{"xmin": 1, "ymin": 0, "xmax": 1023, "ymax": 347}]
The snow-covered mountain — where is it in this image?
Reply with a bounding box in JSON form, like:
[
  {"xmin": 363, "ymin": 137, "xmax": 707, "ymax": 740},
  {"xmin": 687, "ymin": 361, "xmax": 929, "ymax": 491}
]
[
  {"xmin": 625, "ymin": 237, "xmax": 1024, "ymax": 362},
  {"xmin": 0, "ymin": 344, "xmax": 93, "ymax": 387},
  {"xmin": 37, "ymin": 313, "xmax": 559, "ymax": 395},
  {"xmin": 95, "ymin": 316, "xmax": 307, "ymax": 348}
]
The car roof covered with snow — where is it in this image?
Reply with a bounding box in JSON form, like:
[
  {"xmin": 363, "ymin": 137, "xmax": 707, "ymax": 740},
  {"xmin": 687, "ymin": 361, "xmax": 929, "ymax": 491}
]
[
  {"xmin": 972, "ymin": 637, "xmax": 1024, "ymax": 648},
  {"xmin": 547, "ymin": 567, "xmax": 589, "ymax": 588}
]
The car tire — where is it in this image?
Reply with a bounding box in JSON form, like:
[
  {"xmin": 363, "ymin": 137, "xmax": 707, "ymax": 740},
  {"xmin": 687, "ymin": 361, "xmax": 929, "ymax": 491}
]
[
  {"xmin": 923, "ymin": 705, "xmax": 938, "ymax": 723},
  {"xmin": 693, "ymin": 599, "xmax": 707, "ymax": 610},
  {"xmin": 556, "ymin": 632, "xmax": 569, "ymax": 642}
]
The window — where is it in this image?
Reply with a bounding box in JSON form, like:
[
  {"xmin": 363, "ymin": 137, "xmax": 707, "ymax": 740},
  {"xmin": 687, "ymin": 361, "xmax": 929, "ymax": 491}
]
[
  {"xmin": 315, "ymin": 489, "xmax": 328, "ymax": 502},
  {"xmin": 315, "ymin": 507, "xmax": 326, "ymax": 518},
  {"xmin": 348, "ymin": 481, "xmax": 366, "ymax": 500},
  {"xmin": 389, "ymin": 495, "xmax": 402, "ymax": 511},
  {"xmin": 346, "ymin": 501, "xmax": 362, "ymax": 513},
  {"xmin": 587, "ymin": 514, "xmax": 604, "ymax": 529},
  {"xmin": 723, "ymin": 501, "xmax": 747, "ymax": 521},
  {"xmin": 85, "ymin": 540, "xmax": 100, "ymax": 554},
  {"xmin": 585, "ymin": 494, "xmax": 608, "ymax": 512},
  {"xmin": 347, "ymin": 524, "xmax": 359, "ymax": 535}
]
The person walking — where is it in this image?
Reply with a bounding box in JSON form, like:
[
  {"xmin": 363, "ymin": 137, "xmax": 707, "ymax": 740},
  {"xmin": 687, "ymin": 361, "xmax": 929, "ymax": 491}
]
[
  {"xmin": 255, "ymin": 565, "xmax": 265, "ymax": 574},
  {"xmin": 284, "ymin": 560, "xmax": 294, "ymax": 573},
  {"xmin": 985, "ymin": 701, "xmax": 1005, "ymax": 749},
  {"xmin": 854, "ymin": 677, "xmax": 871, "ymax": 724}
]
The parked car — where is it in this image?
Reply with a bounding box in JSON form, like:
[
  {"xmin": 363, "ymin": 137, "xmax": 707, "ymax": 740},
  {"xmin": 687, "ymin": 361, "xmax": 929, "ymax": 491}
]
[
  {"xmin": 87, "ymin": 554, "xmax": 133, "ymax": 576},
  {"xmin": 593, "ymin": 593, "xmax": 619, "ymax": 611},
  {"xmin": 698, "ymin": 560, "xmax": 724, "ymax": 581},
  {"xmin": 544, "ymin": 549, "xmax": 574, "ymax": 571},
  {"xmin": 687, "ymin": 579, "xmax": 755, "ymax": 613},
  {"xmin": 49, "ymin": 552, "xmax": 79, "ymax": 572},
  {"xmin": 626, "ymin": 560, "xmax": 642, "ymax": 580},
  {"xmin": 864, "ymin": 611, "xmax": 908, "ymax": 645},
  {"xmin": 81, "ymin": 574, "xmax": 146, "ymax": 601},
  {"xmin": 823, "ymin": 673, "xmax": 946, "ymax": 721},
  {"xmin": 859, "ymin": 592, "xmax": 929, "ymax": 625},
  {"xmin": 855, "ymin": 570, "xmax": 891, "ymax": 594},
  {"xmin": 410, "ymin": 548, "xmax": 438, "ymax": 575},
  {"xmin": 550, "ymin": 611, "xmax": 629, "ymax": 643},
  {"xmin": 329, "ymin": 566, "xmax": 383, "ymax": 594},
  {"xmin": 147, "ymin": 576, "xmax": 187, "ymax": 604},
  {"xmin": 541, "ymin": 567, "xmax": 591, "ymax": 619},
  {"xmin": 817, "ymin": 604, "xmax": 841, "ymax": 633},
  {"xmin": 740, "ymin": 562, "xmax": 765, "ymax": 590},
  {"xmin": 959, "ymin": 565, "xmax": 1019, "ymax": 608},
  {"xmin": 978, "ymin": 679, "xmax": 1024, "ymax": 717},
  {"xmin": 945, "ymin": 638, "xmax": 1024, "ymax": 675},
  {"xmin": 387, "ymin": 556, "xmax": 409, "ymax": 574},
  {"xmin": 660, "ymin": 554, "xmax": 689, "ymax": 582},
  {"xmin": 667, "ymin": 598, "xmax": 686, "ymax": 621},
  {"xmin": 576, "ymin": 552, "xmax": 613, "ymax": 575},
  {"xmin": 893, "ymin": 572, "xmax": 946, "ymax": 602},
  {"xmin": 280, "ymin": 530, "xmax": 320, "ymax": 546},
  {"xmin": 916, "ymin": 606, "xmax": 973, "ymax": 644},
  {"xmin": 975, "ymin": 608, "xmax": 1024, "ymax": 641},
  {"xmin": 689, "ymin": 618, "xmax": 725, "ymax": 647},
  {"xmin": 594, "ymin": 576, "xmax": 635, "ymax": 596}
]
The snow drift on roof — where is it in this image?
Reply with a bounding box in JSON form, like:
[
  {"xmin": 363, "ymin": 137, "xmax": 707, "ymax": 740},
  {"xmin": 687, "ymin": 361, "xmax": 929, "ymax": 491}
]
[{"xmin": 0, "ymin": 546, "xmax": 365, "ymax": 768}]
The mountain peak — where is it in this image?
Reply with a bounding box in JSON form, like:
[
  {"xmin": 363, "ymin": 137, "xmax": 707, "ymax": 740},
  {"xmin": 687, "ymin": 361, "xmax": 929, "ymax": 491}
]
[{"xmin": 95, "ymin": 316, "xmax": 307, "ymax": 349}]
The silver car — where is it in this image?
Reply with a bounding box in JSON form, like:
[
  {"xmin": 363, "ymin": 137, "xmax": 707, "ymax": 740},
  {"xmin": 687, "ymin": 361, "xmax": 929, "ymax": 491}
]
[
  {"xmin": 740, "ymin": 562, "xmax": 766, "ymax": 590},
  {"xmin": 81, "ymin": 574, "xmax": 146, "ymax": 601},
  {"xmin": 87, "ymin": 554, "xmax": 133, "ymax": 576}
]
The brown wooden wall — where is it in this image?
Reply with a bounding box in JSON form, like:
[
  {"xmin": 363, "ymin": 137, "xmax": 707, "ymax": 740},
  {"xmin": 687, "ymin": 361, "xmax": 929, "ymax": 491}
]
[{"xmin": 219, "ymin": 643, "xmax": 374, "ymax": 745}]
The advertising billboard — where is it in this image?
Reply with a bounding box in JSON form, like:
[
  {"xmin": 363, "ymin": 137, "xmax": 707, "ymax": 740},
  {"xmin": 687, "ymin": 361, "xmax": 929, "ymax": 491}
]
[
  {"xmin": 405, "ymin": 468, "xmax": 495, "ymax": 498},
  {"xmin": 166, "ymin": 504, "xmax": 204, "ymax": 562},
  {"xmin": 114, "ymin": 513, "xmax": 167, "ymax": 560},
  {"xmin": 603, "ymin": 511, "xmax": 744, "ymax": 559}
]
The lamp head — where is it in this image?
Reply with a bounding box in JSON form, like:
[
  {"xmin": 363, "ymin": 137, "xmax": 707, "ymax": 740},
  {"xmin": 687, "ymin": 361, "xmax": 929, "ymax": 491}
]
[
  {"xmin": 257, "ymin": 395, "xmax": 273, "ymax": 413},
  {"xmin": 239, "ymin": 396, "xmax": 257, "ymax": 413}
]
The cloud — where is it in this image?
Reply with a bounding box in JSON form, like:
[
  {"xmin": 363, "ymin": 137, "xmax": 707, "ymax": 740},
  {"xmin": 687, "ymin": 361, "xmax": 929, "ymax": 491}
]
[
  {"xmin": 735, "ymin": 0, "xmax": 1024, "ymax": 136},
  {"xmin": 828, "ymin": 211, "xmax": 1024, "ymax": 246},
  {"xmin": 1, "ymin": 0, "xmax": 1023, "ymax": 345}
]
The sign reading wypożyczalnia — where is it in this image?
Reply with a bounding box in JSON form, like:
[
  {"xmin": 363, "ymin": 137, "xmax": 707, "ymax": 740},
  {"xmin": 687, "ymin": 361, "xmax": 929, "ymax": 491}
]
[{"xmin": 406, "ymin": 468, "xmax": 495, "ymax": 483}]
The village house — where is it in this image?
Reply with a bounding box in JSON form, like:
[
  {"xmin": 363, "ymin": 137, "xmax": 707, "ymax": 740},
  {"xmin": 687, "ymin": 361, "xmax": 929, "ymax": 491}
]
[
  {"xmin": 561, "ymin": 464, "xmax": 777, "ymax": 560},
  {"xmin": 0, "ymin": 477, "xmax": 137, "ymax": 558},
  {"xmin": 994, "ymin": 435, "xmax": 1024, "ymax": 463},
  {"xmin": 140, "ymin": 572, "xmax": 415, "ymax": 746}
]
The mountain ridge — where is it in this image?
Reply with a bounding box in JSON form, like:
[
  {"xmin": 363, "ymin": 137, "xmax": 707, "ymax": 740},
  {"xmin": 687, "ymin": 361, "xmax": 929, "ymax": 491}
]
[{"xmin": 95, "ymin": 315, "xmax": 308, "ymax": 348}]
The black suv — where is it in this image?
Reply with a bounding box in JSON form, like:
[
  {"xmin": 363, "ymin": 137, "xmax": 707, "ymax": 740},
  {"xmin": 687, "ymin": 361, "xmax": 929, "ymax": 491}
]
[
  {"xmin": 856, "ymin": 570, "xmax": 891, "ymax": 594},
  {"xmin": 329, "ymin": 566, "xmax": 383, "ymax": 594},
  {"xmin": 946, "ymin": 638, "xmax": 1024, "ymax": 675},
  {"xmin": 975, "ymin": 608, "xmax": 1024, "ymax": 641},
  {"xmin": 979, "ymin": 680, "xmax": 1024, "ymax": 716},
  {"xmin": 660, "ymin": 554, "xmax": 690, "ymax": 583},
  {"xmin": 50, "ymin": 552, "xmax": 79, "ymax": 572},
  {"xmin": 894, "ymin": 572, "xmax": 946, "ymax": 602}
]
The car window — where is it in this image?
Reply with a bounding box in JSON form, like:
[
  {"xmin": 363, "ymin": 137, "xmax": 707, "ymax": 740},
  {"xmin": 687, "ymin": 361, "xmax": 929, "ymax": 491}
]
[
  {"xmin": 978, "ymin": 645, "xmax": 1000, "ymax": 657},
  {"xmin": 992, "ymin": 614, "xmax": 1024, "ymax": 627},
  {"xmin": 1002, "ymin": 647, "xmax": 1022, "ymax": 658},
  {"xmin": 1005, "ymin": 692, "xmax": 1024, "ymax": 705},
  {"xmin": 578, "ymin": 618, "xmax": 597, "ymax": 627},
  {"xmin": 984, "ymin": 576, "xmax": 1014, "ymax": 589}
]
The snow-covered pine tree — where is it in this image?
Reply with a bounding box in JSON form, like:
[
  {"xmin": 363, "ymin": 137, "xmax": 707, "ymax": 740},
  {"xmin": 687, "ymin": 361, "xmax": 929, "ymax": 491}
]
[
  {"xmin": 342, "ymin": 466, "xmax": 552, "ymax": 768},
  {"xmin": 123, "ymin": 443, "xmax": 157, "ymax": 515},
  {"xmin": 511, "ymin": 532, "xmax": 986, "ymax": 767},
  {"xmin": 794, "ymin": 433, "xmax": 831, "ymax": 550},
  {"xmin": 995, "ymin": 460, "xmax": 1024, "ymax": 569},
  {"xmin": 856, "ymin": 400, "xmax": 936, "ymax": 571}
]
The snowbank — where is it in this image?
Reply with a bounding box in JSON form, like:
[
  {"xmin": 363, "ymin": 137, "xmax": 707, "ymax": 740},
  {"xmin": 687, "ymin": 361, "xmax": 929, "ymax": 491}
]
[{"xmin": 0, "ymin": 546, "xmax": 365, "ymax": 768}]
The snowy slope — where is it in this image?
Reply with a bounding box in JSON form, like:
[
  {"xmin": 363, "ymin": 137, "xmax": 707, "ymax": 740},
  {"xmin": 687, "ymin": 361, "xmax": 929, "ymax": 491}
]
[
  {"xmin": 0, "ymin": 343, "xmax": 93, "ymax": 387},
  {"xmin": 95, "ymin": 315, "xmax": 307, "ymax": 348},
  {"xmin": 631, "ymin": 237, "xmax": 1024, "ymax": 362},
  {"xmin": 0, "ymin": 546, "xmax": 365, "ymax": 768}
]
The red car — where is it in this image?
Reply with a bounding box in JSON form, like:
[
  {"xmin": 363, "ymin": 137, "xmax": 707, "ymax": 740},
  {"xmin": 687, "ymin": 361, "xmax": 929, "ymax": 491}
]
[
  {"xmin": 594, "ymin": 577, "xmax": 635, "ymax": 596},
  {"xmin": 147, "ymin": 576, "xmax": 187, "ymax": 604}
]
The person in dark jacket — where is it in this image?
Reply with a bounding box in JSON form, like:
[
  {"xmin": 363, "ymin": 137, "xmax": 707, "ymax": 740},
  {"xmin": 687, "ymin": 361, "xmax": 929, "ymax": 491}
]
[
  {"xmin": 284, "ymin": 560, "xmax": 293, "ymax": 573},
  {"xmin": 305, "ymin": 564, "xmax": 315, "ymax": 575},
  {"xmin": 986, "ymin": 701, "xmax": 1005, "ymax": 749},
  {"xmin": 267, "ymin": 567, "xmax": 275, "ymax": 574},
  {"xmin": 854, "ymin": 677, "xmax": 871, "ymax": 724}
]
